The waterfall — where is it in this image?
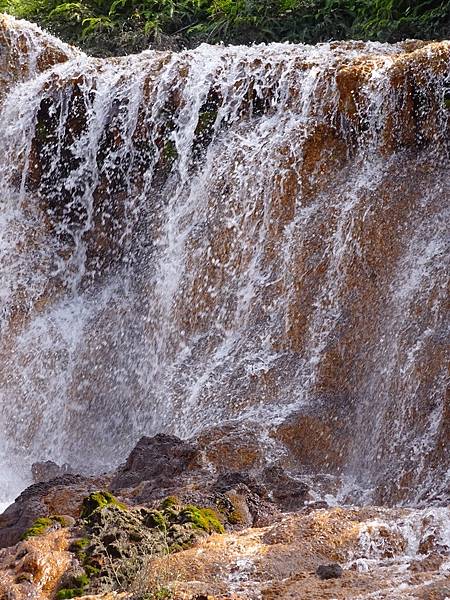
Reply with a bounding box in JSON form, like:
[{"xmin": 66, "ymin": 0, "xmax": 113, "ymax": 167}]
[{"xmin": 0, "ymin": 16, "xmax": 449, "ymax": 506}]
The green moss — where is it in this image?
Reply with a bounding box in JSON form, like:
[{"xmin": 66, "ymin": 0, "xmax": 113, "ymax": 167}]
[
  {"xmin": 70, "ymin": 537, "xmax": 90, "ymax": 552},
  {"xmin": 72, "ymin": 574, "xmax": 89, "ymax": 587},
  {"xmin": 20, "ymin": 517, "xmax": 54, "ymax": 540},
  {"xmin": 84, "ymin": 564, "xmax": 100, "ymax": 577},
  {"xmin": 80, "ymin": 491, "xmax": 126, "ymax": 519},
  {"xmin": 179, "ymin": 505, "xmax": 224, "ymax": 534},
  {"xmin": 144, "ymin": 509, "xmax": 168, "ymax": 530},
  {"xmin": 162, "ymin": 139, "xmax": 178, "ymax": 162},
  {"xmin": 20, "ymin": 514, "xmax": 75, "ymax": 541},
  {"xmin": 154, "ymin": 588, "xmax": 173, "ymax": 599},
  {"xmin": 55, "ymin": 589, "xmax": 84, "ymax": 600},
  {"xmin": 140, "ymin": 587, "xmax": 173, "ymax": 600},
  {"xmin": 195, "ymin": 109, "xmax": 217, "ymax": 136},
  {"xmin": 51, "ymin": 515, "xmax": 72, "ymax": 527},
  {"xmin": 160, "ymin": 496, "xmax": 181, "ymax": 510}
]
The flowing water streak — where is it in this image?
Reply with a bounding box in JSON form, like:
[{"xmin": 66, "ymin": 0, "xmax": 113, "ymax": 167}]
[{"xmin": 0, "ymin": 28, "xmax": 449, "ymax": 504}]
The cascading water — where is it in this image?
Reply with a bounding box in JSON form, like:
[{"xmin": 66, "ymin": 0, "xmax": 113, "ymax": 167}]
[{"xmin": 0, "ymin": 15, "xmax": 449, "ymax": 508}]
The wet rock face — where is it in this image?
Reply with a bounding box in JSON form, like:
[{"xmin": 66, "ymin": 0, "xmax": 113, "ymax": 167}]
[
  {"xmin": 32, "ymin": 461, "xmax": 72, "ymax": 483},
  {"xmin": 271, "ymin": 401, "xmax": 351, "ymax": 474},
  {"xmin": 0, "ymin": 14, "xmax": 77, "ymax": 103}
]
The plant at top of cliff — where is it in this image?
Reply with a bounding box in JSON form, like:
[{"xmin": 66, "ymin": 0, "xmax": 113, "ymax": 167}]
[
  {"xmin": 2, "ymin": 0, "xmax": 449, "ymax": 58},
  {"xmin": 352, "ymin": 0, "xmax": 450, "ymax": 40}
]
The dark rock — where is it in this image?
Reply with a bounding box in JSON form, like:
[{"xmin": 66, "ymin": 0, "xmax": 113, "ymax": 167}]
[
  {"xmin": 262, "ymin": 465, "xmax": 310, "ymax": 510},
  {"xmin": 110, "ymin": 434, "xmax": 202, "ymax": 491},
  {"xmin": 213, "ymin": 471, "xmax": 267, "ymax": 497},
  {"xmin": 316, "ymin": 563, "xmax": 343, "ymax": 580}
]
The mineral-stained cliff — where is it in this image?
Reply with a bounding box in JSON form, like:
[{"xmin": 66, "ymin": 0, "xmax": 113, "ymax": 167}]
[{"xmin": 0, "ymin": 15, "xmax": 449, "ymax": 598}]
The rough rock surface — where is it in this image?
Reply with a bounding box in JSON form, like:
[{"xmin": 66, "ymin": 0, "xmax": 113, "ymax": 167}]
[
  {"xmin": 0, "ymin": 529, "xmax": 71, "ymax": 599},
  {"xmin": 0, "ymin": 14, "xmax": 78, "ymax": 103},
  {"xmin": 0, "ymin": 435, "xmax": 449, "ymax": 599},
  {"xmin": 0, "ymin": 474, "xmax": 108, "ymax": 549},
  {"xmin": 152, "ymin": 506, "xmax": 450, "ymax": 600},
  {"xmin": 110, "ymin": 434, "xmax": 203, "ymax": 492}
]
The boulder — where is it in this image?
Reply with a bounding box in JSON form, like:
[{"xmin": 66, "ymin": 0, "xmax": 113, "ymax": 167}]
[
  {"xmin": 110, "ymin": 434, "xmax": 202, "ymax": 492},
  {"xmin": 316, "ymin": 563, "xmax": 344, "ymax": 580}
]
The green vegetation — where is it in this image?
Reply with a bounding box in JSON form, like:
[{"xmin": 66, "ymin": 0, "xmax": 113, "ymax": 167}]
[
  {"xmin": 80, "ymin": 490, "xmax": 127, "ymax": 520},
  {"xmin": 20, "ymin": 515, "xmax": 72, "ymax": 540},
  {"xmin": 20, "ymin": 517, "xmax": 54, "ymax": 540},
  {"xmin": 179, "ymin": 504, "xmax": 225, "ymax": 533},
  {"xmin": 55, "ymin": 588, "xmax": 85, "ymax": 599},
  {"xmin": 1, "ymin": 0, "xmax": 449, "ymax": 55}
]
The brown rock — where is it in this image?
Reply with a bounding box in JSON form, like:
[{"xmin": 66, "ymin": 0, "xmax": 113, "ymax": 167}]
[
  {"xmin": 0, "ymin": 530, "xmax": 71, "ymax": 599},
  {"xmin": 197, "ymin": 424, "xmax": 265, "ymax": 473},
  {"xmin": 0, "ymin": 14, "xmax": 77, "ymax": 104},
  {"xmin": 111, "ymin": 434, "xmax": 202, "ymax": 492},
  {"xmin": 0, "ymin": 474, "xmax": 107, "ymax": 548}
]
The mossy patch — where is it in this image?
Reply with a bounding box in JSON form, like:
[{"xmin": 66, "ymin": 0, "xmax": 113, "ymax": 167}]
[
  {"xmin": 51, "ymin": 515, "xmax": 73, "ymax": 527},
  {"xmin": 144, "ymin": 509, "xmax": 168, "ymax": 530},
  {"xmin": 84, "ymin": 564, "xmax": 100, "ymax": 577},
  {"xmin": 70, "ymin": 537, "xmax": 90, "ymax": 552},
  {"xmin": 80, "ymin": 491, "xmax": 126, "ymax": 520},
  {"xmin": 179, "ymin": 505, "xmax": 225, "ymax": 534},
  {"xmin": 59, "ymin": 497, "xmax": 226, "ymax": 596},
  {"xmin": 21, "ymin": 517, "xmax": 54, "ymax": 540},
  {"xmin": 55, "ymin": 588, "xmax": 84, "ymax": 599},
  {"xmin": 72, "ymin": 574, "xmax": 90, "ymax": 587},
  {"xmin": 160, "ymin": 495, "xmax": 181, "ymax": 510},
  {"xmin": 162, "ymin": 139, "xmax": 178, "ymax": 162}
]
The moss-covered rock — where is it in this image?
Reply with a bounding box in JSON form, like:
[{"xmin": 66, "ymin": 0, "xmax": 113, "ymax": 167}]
[
  {"xmin": 179, "ymin": 505, "xmax": 224, "ymax": 534},
  {"xmin": 56, "ymin": 588, "xmax": 85, "ymax": 599},
  {"xmin": 20, "ymin": 514, "xmax": 70, "ymax": 540},
  {"xmin": 80, "ymin": 491, "xmax": 126, "ymax": 520},
  {"xmin": 57, "ymin": 495, "xmax": 227, "ymax": 596},
  {"xmin": 160, "ymin": 496, "xmax": 181, "ymax": 510},
  {"xmin": 69, "ymin": 537, "xmax": 90, "ymax": 552},
  {"xmin": 143, "ymin": 509, "xmax": 168, "ymax": 530}
]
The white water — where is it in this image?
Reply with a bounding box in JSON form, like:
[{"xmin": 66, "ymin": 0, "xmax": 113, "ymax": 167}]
[{"xmin": 0, "ymin": 17, "xmax": 449, "ymax": 506}]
